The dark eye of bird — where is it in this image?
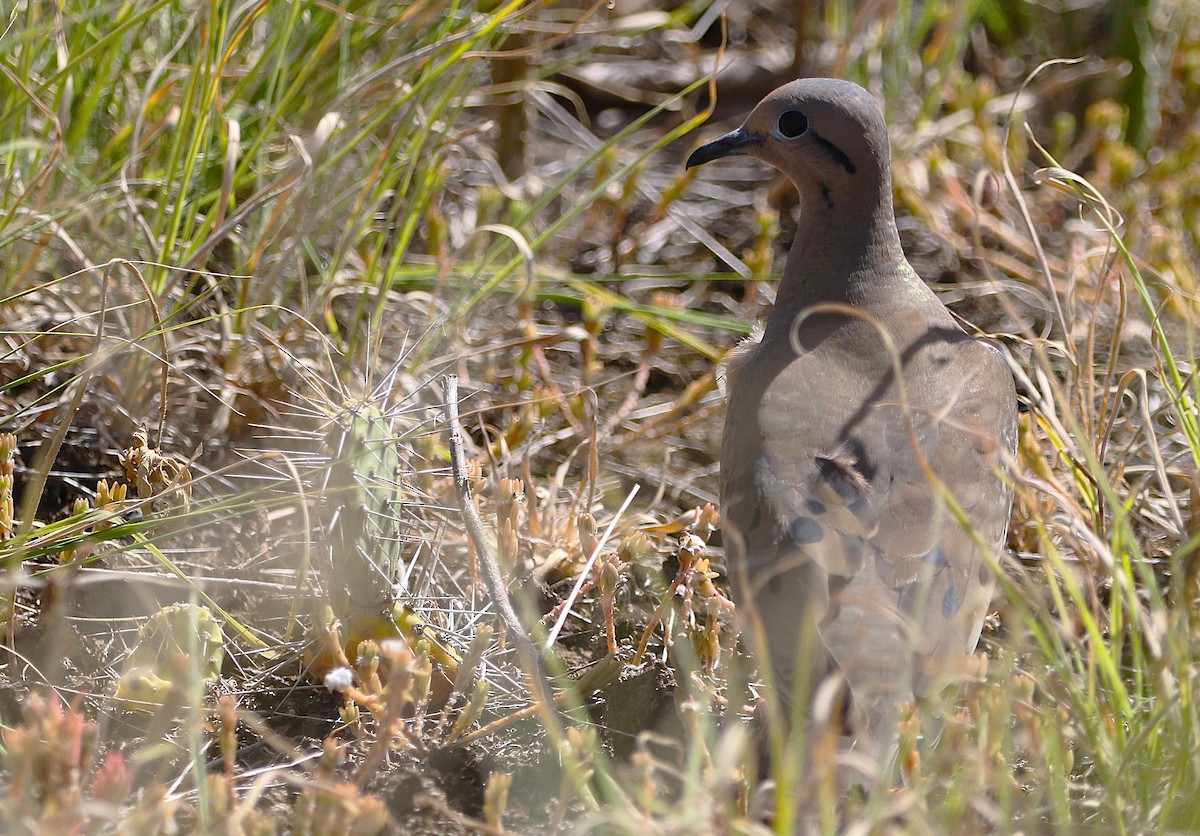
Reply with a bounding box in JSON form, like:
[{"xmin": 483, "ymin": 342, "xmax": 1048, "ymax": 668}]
[{"xmin": 777, "ymin": 110, "xmax": 809, "ymax": 139}]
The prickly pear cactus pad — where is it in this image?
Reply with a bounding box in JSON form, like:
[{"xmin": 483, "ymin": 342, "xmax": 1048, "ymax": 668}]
[{"xmin": 114, "ymin": 603, "xmax": 225, "ymax": 712}]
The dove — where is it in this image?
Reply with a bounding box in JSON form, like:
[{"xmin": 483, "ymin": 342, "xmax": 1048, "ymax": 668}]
[{"xmin": 687, "ymin": 78, "xmax": 1016, "ymax": 762}]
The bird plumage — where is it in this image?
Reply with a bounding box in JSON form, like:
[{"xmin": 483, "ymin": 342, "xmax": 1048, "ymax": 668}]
[{"xmin": 688, "ymin": 78, "xmax": 1017, "ymax": 758}]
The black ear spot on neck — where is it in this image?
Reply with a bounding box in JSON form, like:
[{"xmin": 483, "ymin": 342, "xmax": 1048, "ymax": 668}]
[{"xmin": 812, "ymin": 133, "xmax": 857, "ymax": 175}]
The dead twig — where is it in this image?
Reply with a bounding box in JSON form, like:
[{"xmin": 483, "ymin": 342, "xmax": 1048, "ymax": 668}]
[{"xmin": 441, "ymin": 374, "xmax": 564, "ymax": 739}]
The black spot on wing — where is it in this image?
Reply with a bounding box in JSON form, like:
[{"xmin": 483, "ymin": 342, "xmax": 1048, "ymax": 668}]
[
  {"xmin": 821, "ymin": 577, "xmax": 850, "ymax": 628},
  {"xmin": 847, "ymin": 495, "xmax": 870, "ymax": 517},
  {"xmin": 942, "ymin": 585, "xmax": 960, "ymax": 619},
  {"xmin": 828, "ymin": 574, "xmax": 851, "ymax": 600},
  {"xmin": 790, "ymin": 516, "xmax": 824, "ymax": 544}
]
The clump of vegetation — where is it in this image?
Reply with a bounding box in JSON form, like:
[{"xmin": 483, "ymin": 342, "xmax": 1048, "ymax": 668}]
[{"xmin": 3, "ymin": 0, "xmax": 1200, "ymax": 832}]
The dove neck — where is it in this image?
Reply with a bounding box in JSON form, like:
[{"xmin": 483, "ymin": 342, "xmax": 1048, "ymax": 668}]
[{"xmin": 767, "ymin": 186, "xmax": 909, "ymax": 338}]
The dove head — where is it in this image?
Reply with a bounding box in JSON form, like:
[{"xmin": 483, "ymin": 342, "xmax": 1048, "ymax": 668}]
[
  {"xmin": 687, "ymin": 78, "xmax": 892, "ymax": 214},
  {"xmin": 687, "ymin": 78, "xmax": 911, "ymax": 314}
]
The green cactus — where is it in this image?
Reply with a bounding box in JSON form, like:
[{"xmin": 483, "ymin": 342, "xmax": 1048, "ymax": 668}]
[
  {"xmin": 320, "ymin": 401, "xmax": 407, "ymax": 621},
  {"xmin": 115, "ymin": 603, "xmax": 224, "ymax": 712}
]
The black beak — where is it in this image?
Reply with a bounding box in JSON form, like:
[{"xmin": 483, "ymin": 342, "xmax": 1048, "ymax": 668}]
[{"xmin": 685, "ymin": 127, "xmax": 761, "ymax": 169}]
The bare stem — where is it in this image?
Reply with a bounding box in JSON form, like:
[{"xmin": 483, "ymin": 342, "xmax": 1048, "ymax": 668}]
[{"xmin": 441, "ymin": 374, "xmax": 564, "ymax": 739}]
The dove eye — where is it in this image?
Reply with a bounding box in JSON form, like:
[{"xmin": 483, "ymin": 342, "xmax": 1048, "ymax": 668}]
[{"xmin": 776, "ymin": 110, "xmax": 809, "ymax": 139}]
